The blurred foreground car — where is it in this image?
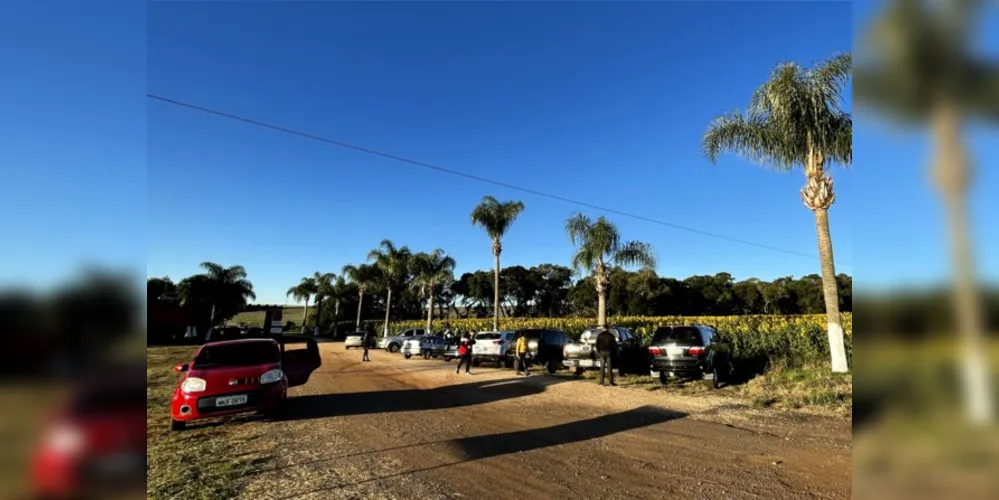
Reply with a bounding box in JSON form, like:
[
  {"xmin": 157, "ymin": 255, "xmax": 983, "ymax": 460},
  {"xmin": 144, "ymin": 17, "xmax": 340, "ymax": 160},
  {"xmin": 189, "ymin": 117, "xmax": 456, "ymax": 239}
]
[
  {"xmin": 170, "ymin": 336, "xmax": 321, "ymax": 430},
  {"xmin": 30, "ymin": 364, "xmax": 146, "ymax": 500}
]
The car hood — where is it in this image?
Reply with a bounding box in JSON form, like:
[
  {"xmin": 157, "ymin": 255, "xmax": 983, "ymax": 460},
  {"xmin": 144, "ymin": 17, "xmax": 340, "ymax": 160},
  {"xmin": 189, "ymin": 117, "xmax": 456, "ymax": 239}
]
[{"xmin": 188, "ymin": 362, "xmax": 281, "ymax": 383}]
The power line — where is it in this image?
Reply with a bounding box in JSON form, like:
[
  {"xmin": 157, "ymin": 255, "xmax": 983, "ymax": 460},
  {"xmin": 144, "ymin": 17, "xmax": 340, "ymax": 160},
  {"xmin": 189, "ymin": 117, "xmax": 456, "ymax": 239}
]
[{"xmin": 147, "ymin": 94, "xmax": 852, "ymax": 267}]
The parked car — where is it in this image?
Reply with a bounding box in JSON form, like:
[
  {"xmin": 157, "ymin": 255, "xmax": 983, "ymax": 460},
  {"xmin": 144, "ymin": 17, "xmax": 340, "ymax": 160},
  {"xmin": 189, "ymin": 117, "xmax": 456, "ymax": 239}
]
[
  {"xmin": 401, "ymin": 335, "xmax": 449, "ymax": 359},
  {"xmin": 471, "ymin": 331, "xmax": 515, "ymax": 367},
  {"xmin": 442, "ymin": 340, "xmax": 461, "ymax": 362},
  {"xmin": 562, "ymin": 325, "xmax": 646, "ymax": 376},
  {"xmin": 30, "ymin": 363, "xmax": 146, "ymax": 500},
  {"xmin": 344, "ymin": 332, "xmax": 365, "ymax": 349},
  {"xmin": 379, "ymin": 328, "xmax": 427, "ymax": 353},
  {"xmin": 648, "ymin": 324, "xmax": 733, "ymax": 389},
  {"xmin": 169, "ymin": 336, "xmax": 321, "ymax": 430},
  {"xmin": 503, "ymin": 328, "xmax": 572, "ymax": 374}
]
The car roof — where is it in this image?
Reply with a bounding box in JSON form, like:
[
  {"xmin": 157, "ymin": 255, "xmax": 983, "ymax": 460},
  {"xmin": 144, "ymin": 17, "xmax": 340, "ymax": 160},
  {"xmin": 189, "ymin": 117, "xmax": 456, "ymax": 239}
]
[{"xmin": 203, "ymin": 338, "xmax": 279, "ymax": 347}]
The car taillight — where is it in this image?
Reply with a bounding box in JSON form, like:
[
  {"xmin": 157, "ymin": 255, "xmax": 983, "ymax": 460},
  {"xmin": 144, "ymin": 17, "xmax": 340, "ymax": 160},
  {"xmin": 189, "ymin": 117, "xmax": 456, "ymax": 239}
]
[
  {"xmin": 649, "ymin": 347, "xmax": 662, "ymax": 356},
  {"xmin": 688, "ymin": 347, "xmax": 706, "ymax": 356},
  {"xmin": 493, "ymin": 340, "xmax": 503, "ymax": 345}
]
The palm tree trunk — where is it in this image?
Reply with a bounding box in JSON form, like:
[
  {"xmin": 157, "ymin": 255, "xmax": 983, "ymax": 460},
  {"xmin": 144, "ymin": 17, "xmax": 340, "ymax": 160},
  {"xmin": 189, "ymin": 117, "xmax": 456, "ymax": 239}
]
[
  {"xmin": 813, "ymin": 208, "xmax": 849, "ymax": 373},
  {"xmin": 333, "ymin": 299, "xmax": 341, "ymax": 336},
  {"xmin": 355, "ymin": 290, "xmax": 364, "ymax": 330},
  {"xmin": 313, "ymin": 298, "xmax": 323, "ymax": 337},
  {"xmin": 932, "ymin": 101, "xmax": 994, "ymax": 424},
  {"xmin": 596, "ymin": 274, "xmax": 608, "ymax": 330},
  {"xmin": 493, "ymin": 247, "xmax": 501, "ymax": 331},
  {"xmin": 301, "ymin": 298, "xmax": 309, "ymax": 334},
  {"xmin": 383, "ymin": 288, "xmax": 393, "ymax": 336},
  {"xmin": 426, "ymin": 292, "xmax": 434, "ymax": 333}
]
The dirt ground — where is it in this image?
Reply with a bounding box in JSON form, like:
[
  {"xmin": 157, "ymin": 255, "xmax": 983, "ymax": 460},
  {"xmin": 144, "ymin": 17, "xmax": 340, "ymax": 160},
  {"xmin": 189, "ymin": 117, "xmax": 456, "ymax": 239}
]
[{"xmin": 217, "ymin": 341, "xmax": 851, "ymax": 499}]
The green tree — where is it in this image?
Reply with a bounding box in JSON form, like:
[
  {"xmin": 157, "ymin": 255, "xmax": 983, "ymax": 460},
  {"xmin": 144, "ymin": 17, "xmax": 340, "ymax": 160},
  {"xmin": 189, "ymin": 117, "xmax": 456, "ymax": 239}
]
[
  {"xmin": 701, "ymin": 53, "xmax": 852, "ymax": 373},
  {"xmin": 471, "ymin": 195, "xmax": 526, "ymax": 330},
  {"xmin": 286, "ymin": 276, "xmax": 317, "ymax": 334},
  {"xmin": 565, "ymin": 213, "xmax": 657, "ymax": 329},
  {"xmin": 854, "ymin": 0, "xmax": 997, "ymax": 422},
  {"xmin": 367, "ymin": 240, "xmax": 412, "ymax": 336},
  {"xmin": 410, "ymin": 249, "xmax": 457, "ymax": 332},
  {"xmin": 311, "ymin": 272, "xmax": 335, "ymax": 336},
  {"xmin": 341, "ymin": 263, "xmax": 383, "ymax": 331},
  {"xmin": 187, "ymin": 262, "xmax": 256, "ymax": 337}
]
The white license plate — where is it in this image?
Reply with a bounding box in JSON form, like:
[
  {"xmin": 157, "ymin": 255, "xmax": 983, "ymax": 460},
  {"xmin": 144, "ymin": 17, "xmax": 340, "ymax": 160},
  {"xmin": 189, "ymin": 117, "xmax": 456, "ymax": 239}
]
[
  {"xmin": 579, "ymin": 360, "xmax": 594, "ymax": 368},
  {"xmin": 215, "ymin": 395, "xmax": 248, "ymax": 407},
  {"xmin": 666, "ymin": 346, "xmax": 685, "ymax": 357}
]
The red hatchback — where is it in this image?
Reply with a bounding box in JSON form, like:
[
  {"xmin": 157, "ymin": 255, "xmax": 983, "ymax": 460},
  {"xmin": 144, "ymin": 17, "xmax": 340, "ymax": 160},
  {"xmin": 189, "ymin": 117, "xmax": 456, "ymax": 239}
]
[{"xmin": 170, "ymin": 336, "xmax": 321, "ymax": 430}]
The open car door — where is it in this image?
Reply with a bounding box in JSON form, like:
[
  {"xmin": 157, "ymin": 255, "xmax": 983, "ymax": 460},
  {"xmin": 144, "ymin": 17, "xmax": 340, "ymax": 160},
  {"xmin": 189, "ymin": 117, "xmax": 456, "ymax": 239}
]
[{"xmin": 272, "ymin": 335, "xmax": 322, "ymax": 387}]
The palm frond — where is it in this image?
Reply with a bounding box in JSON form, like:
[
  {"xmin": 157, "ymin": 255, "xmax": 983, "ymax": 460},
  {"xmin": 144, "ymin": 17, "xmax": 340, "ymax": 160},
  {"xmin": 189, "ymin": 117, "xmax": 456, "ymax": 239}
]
[
  {"xmin": 564, "ymin": 212, "xmax": 592, "ymax": 247},
  {"xmin": 613, "ymin": 241, "xmax": 657, "ymax": 269},
  {"xmin": 701, "ymin": 111, "xmax": 793, "ymax": 169}
]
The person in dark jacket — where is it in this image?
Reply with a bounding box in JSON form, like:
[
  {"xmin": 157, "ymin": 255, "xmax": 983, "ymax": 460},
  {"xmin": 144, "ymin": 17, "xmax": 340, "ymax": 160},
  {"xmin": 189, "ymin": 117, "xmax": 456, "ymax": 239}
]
[
  {"xmin": 595, "ymin": 328, "xmax": 617, "ymax": 386},
  {"xmin": 362, "ymin": 330, "xmax": 373, "ymax": 362},
  {"xmin": 455, "ymin": 332, "xmax": 475, "ymax": 375}
]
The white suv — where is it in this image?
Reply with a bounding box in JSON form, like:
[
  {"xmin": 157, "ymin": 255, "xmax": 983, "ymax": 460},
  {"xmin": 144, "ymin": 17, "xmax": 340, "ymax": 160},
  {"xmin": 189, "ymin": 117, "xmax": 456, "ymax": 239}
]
[
  {"xmin": 472, "ymin": 331, "xmax": 515, "ymax": 368},
  {"xmin": 379, "ymin": 328, "xmax": 427, "ymax": 353}
]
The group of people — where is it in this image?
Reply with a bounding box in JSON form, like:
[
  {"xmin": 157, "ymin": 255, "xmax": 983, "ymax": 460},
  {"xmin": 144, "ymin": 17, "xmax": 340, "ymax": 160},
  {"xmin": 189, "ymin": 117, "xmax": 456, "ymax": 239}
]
[{"xmin": 356, "ymin": 325, "xmax": 621, "ymax": 387}]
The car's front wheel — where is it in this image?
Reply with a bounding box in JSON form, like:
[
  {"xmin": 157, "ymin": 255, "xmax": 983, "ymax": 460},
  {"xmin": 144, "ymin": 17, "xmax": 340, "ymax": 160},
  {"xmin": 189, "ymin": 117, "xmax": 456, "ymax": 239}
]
[
  {"xmin": 388, "ymin": 343, "xmax": 400, "ymax": 353},
  {"xmin": 404, "ymin": 353, "xmax": 412, "ymax": 359},
  {"xmin": 171, "ymin": 419, "xmax": 186, "ymax": 431}
]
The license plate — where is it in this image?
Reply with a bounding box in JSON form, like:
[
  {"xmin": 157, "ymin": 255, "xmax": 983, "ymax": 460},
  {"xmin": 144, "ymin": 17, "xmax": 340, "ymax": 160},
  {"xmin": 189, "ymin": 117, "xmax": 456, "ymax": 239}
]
[
  {"xmin": 579, "ymin": 360, "xmax": 594, "ymax": 368},
  {"xmin": 666, "ymin": 346, "xmax": 685, "ymax": 357},
  {"xmin": 215, "ymin": 395, "xmax": 248, "ymax": 407}
]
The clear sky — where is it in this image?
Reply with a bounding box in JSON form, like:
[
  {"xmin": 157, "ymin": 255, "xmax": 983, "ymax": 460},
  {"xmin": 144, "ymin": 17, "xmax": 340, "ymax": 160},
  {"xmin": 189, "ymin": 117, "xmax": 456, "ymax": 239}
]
[{"xmin": 3, "ymin": 1, "xmax": 996, "ymax": 304}]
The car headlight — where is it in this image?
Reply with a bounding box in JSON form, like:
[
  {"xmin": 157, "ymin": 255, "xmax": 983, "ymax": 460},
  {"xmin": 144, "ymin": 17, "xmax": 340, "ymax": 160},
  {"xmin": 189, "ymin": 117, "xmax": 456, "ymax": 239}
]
[
  {"xmin": 46, "ymin": 423, "xmax": 84, "ymax": 456},
  {"xmin": 181, "ymin": 377, "xmax": 207, "ymax": 393},
  {"xmin": 260, "ymin": 369, "xmax": 283, "ymax": 384}
]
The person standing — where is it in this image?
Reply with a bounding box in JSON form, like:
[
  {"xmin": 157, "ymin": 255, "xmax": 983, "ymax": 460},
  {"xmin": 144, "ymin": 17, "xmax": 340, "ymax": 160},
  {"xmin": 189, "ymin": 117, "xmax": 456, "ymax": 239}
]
[
  {"xmin": 362, "ymin": 330, "xmax": 373, "ymax": 362},
  {"xmin": 456, "ymin": 332, "xmax": 475, "ymax": 375},
  {"xmin": 515, "ymin": 333, "xmax": 530, "ymax": 376},
  {"xmin": 595, "ymin": 328, "xmax": 617, "ymax": 386}
]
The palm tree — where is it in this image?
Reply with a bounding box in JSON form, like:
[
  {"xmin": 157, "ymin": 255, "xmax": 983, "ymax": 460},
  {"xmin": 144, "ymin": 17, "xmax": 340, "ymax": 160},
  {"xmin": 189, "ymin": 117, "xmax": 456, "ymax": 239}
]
[
  {"xmin": 312, "ymin": 272, "xmax": 335, "ymax": 336},
  {"xmin": 854, "ymin": 0, "xmax": 997, "ymax": 422},
  {"xmin": 701, "ymin": 53, "xmax": 852, "ymax": 373},
  {"xmin": 410, "ymin": 249, "xmax": 457, "ymax": 333},
  {"xmin": 341, "ymin": 263, "xmax": 382, "ymax": 331},
  {"xmin": 286, "ymin": 276, "xmax": 317, "ymax": 334},
  {"xmin": 193, "ymin": 262, "xmax": 256, "ymax": 339},
  {"xmin": 367, "ymin": 240, "xmax": 412, "ymax": 336},
  {"xmin": 565, "ymin": 213, "xmax": 656, "ymax": 329},
  {"xmin": 471, "ymin": 196, "xmax": 526, "ymax": 330}
]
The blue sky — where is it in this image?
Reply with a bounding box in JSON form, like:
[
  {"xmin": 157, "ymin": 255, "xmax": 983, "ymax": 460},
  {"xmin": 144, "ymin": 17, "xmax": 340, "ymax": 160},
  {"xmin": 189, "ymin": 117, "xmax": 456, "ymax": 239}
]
[{"xmin": 3, "ymin": 1, "xmax": 997, "ymax": 304}]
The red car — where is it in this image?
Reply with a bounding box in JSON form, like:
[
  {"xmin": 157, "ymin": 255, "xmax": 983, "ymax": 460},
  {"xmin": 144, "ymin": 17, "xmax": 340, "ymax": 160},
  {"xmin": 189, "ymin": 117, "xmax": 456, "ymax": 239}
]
[
  {"xmin": 170, "ymin": 336, "xmax": 321, "ymax": 430},
  {"xmin": 30, "ymin": 364, "xmax": 146, "ymax": 499}
]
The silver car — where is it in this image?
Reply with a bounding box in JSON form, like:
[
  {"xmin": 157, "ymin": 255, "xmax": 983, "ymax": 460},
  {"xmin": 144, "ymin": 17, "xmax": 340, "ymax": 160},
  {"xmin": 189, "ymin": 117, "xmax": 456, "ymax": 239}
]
[
  {"xmin": 380, "ymin": 328, "xmax": 427, "ymax": 353},
  {"xmin": 344, "ymin": 332, "xmax": 365, "ymax": 349}
]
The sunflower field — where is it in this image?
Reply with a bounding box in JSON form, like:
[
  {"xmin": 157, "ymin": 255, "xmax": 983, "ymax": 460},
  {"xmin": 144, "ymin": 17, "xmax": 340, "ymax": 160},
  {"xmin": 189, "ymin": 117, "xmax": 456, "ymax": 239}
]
[{"xmin": 386, "ymin": 314, "xmax": 853, "ymax": 368}]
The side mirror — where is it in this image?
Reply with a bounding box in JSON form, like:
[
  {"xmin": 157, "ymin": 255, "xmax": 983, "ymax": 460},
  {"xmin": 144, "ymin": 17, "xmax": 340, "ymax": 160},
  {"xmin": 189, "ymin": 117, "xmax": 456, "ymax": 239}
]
[{"xmin": 174, "ymin": 363, "xmax": 189, "ymax": 373}]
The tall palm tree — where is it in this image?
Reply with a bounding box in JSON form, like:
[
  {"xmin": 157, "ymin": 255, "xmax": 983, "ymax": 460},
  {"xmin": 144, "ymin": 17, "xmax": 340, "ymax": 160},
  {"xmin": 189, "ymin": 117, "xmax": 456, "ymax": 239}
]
[
  {"xmin": 565, "ymin": 213, "xmax": 656, "ymax": 329},
  {"xmin": 341, "ymin": 263, "xmax": 383, "ymax": 331},
  {"xmin": 367, "ymin": 240, "xmax": 412, "ymax": 336},
  {"xmin": 701, "ymin": 53, "xmax": 852, "ymax": 373},
  {"xmin": 194, "ymin": 262, "xmax": 256, "ymax": 339},
  {"xmin": 286, "ymin": 276, "xmax": 317, "ymax": 334},
  {"xmin": 471, "ymin": 196, "xmax": 526, "ymax": 331},
  {"xmin": 312, "ymin": 272, "xmax": 335, "ymax": 336},
  {"xmin": 854, "ymin": 0, "xmax": 997, "ymax": 423},
  {"xmin": 410, "ymin": 249, "xmax": 457, "ymax": 333}
]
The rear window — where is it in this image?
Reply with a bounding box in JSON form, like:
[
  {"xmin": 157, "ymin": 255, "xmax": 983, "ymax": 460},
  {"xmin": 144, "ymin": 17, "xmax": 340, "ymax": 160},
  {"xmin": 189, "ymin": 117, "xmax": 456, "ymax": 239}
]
[
  {"xmin": 515, "ymin": 329, "xmax": 543, "ymax": 340},
  {"xmin": 194, "ymin": 342, "xmax": 280, "ymax": 368},
  {"xmin": 476, "ymin": 333, "xmax": 501, "ymax": 340},
  {"xmin": 652, "ymin": 326, "xmax": 703, "ymax": 346}
]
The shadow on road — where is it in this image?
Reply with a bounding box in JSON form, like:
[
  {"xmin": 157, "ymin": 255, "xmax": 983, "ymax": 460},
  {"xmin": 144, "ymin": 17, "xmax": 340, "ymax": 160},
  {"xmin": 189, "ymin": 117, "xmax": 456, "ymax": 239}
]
[
  {"xmin": 282, "ymin": 376, "xmax": 568, "ymax": 420},
  {"xmin": 276, "ymin": 405, "xmax": 685, "ymax": 499}
]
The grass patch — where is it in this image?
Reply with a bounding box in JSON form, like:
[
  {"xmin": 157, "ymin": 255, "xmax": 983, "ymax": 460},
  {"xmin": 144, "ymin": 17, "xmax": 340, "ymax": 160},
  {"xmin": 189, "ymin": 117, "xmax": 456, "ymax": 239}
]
[
  {"xmin": 736, "ymin": 362, "xmax": 852, "ymax": 414},
  {"xmin": 146, "ymin": 347, "xmax": 275, "ymax": 500}
]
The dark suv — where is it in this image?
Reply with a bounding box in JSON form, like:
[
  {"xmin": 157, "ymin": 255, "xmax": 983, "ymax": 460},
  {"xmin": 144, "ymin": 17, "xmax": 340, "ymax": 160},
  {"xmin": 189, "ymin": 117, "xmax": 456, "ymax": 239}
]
[
  {"xmin": 648, "ymin": 324, "xmax": 733, "ymax": 388},
  {"xmin": 504, "ymin": 328, "xmax": 572, "ymax": 374},
  {"xmin": 562, "ymin": 326, "xmax": 646, "ymax": 376}
]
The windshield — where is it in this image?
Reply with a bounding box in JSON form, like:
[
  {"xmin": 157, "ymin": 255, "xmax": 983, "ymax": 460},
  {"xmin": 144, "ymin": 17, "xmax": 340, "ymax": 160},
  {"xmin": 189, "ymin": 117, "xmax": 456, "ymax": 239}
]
[
  {"xmin": 651, "ymin": 326, "xmax": 703, "ymax": 346},
  {"xmin": 194, "ymin": 342, "xmax": 280, "ymax": 368}
]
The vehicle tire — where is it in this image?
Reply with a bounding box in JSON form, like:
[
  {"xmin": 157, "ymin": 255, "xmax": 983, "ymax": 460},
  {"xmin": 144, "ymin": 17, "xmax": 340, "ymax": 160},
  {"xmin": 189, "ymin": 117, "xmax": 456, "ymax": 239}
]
[
  {"xmin": 423, "ymin": 351, "xmax": 431, "ymax": 360},
  {"xmin": 500, "ymin": 357, "xmax": 509, "ymax": 369},
  {"xmin": 703, "ymin": 367, "xmax": 721, "ymax": 390},
  {"xmin": 444, "ymin": 357, "xmax": 452, "ymax": 362},
  {"xmin": 618, "ymin": 362, "xmax": 628, "ymax": 378},
  {"xmin": 404, "ymin": 353, "xmax": 412, "ymax": 359},
  {"xmin": 472, "ymin": 358, "xmax": 481, "ymax": 368},
  {"xmin": 546, "ymin": 359, "xmax": 557, "ymax": 375},
  {"xmin": 171, "ymin": 419, "xmax": 186, "ymax": 431},
  {"xmin": 388, "ymin": 343, "xmax": 400, "ymax": 353},
  {"xmin": 658, "ymin": 370, "xmax": 668, "ymax": 385},
  {"xmin": 574, "ymin": 367, "xmax": 585, "ymax": 376}
]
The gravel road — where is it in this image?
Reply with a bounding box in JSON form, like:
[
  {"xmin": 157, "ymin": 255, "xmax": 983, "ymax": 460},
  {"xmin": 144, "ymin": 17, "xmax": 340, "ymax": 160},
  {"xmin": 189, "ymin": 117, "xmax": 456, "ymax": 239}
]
[{"xmin": 235, "ymin": 341, "xmax": 851, "ymax": 499}]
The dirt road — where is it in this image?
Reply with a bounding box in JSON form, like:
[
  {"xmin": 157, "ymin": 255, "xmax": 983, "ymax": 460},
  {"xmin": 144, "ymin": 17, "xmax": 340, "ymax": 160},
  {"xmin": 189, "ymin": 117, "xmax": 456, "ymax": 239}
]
[{"xmin": 236, "ymin": 342, "xmax": 851, "ymax": 499}]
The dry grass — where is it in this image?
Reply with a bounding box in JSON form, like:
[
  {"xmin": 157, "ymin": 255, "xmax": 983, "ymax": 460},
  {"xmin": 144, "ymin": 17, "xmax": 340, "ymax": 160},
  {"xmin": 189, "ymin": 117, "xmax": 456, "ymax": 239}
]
[
  {"xmin": 735, "ymin": 362, "xmax": 852, "ymax": 415},
  {"xmin": 146, "ymin": 347, "xmax": 275, "ymax": 500}
]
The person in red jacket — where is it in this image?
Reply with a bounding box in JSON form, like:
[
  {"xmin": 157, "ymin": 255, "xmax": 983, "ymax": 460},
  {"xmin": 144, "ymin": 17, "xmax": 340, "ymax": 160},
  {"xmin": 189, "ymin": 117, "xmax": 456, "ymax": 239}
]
[{"xmin": 455, "ymin": 332, "xmax": 476, "ymax": 375}]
